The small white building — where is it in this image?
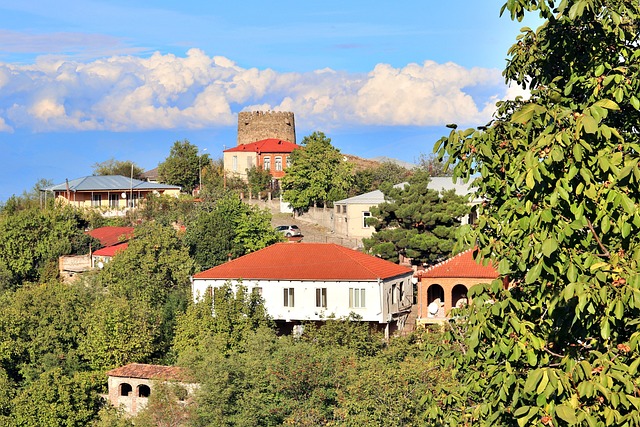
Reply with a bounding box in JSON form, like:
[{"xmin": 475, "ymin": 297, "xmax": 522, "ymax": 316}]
[{"xmin": 191, "ymin": 242, "xmax": 414, "ymax": 336}]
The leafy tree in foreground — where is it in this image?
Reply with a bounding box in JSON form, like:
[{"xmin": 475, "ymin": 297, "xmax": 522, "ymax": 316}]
[
  {"xmin": 281, "ymin": 131, "xmax": 354, "ymax": 209},
  {"xmin": 363, "ymin": 168, "xmax": 470, "ymax": 264},
  {"xmin": 432, "ymin": 1, "xmax": 640, "ymax": 425},
  {"xmin": 246, "ymin": 165, "xmax": 273, "ymax": 196},
  {"xmin": 92, "ymin": 158, "xmax": 144, "ymax": 179}
]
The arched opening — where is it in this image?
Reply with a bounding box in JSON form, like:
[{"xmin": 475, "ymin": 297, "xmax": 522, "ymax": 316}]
[
  {"xmin": 138, "ymin": 384, "xmax": 151, "ymax": 398},
  {"xmin": 427, "ymin": 284, "xmax": 445, "ymax": 304},
  {"xmin": 452, "ymin": 284, "xmax": 469, "ymax": 308},
  {"xmin": 120, "ymin": 383, "xmax": 132, "ymax": 397},
  {"xmin": 426, "ymin": 284, "xmax": 445, "ymax": 317}
]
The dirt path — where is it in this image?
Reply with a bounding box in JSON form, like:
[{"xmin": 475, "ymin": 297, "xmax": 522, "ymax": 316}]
[{"xmin": 271, "ymin": 212, "xmax": 362, "ymax": 249}]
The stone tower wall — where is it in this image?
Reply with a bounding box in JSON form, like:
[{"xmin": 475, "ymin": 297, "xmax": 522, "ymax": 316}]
[{"xmin": 237, "ymin": 111, "xmax": 296, "ymax": 146}]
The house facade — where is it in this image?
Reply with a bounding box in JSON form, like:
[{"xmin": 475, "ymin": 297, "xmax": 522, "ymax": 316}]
[
  {"xmin": 42, "ymin": 175, "xmax": 180, "ymax": 216},
  {"xmin": 106, "ymin": 363, "xmax": 197, "ymax": 416},
  {"xmin": 191, "ymin": 242, "xmax": 414, "ymax": 337},
  {"xmin": 223, "ymin": 138, "xmax": 299, "ymax": 184},
  {"xmin": 333, "ymin": 177, "xmax": 480, "ymax": 239},
  {"xmin": 415, "ymin": 249, "xmax": 498, "ymax": 326}
]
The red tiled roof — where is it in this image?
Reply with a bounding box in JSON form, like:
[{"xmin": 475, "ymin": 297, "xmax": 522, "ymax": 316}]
[
  {"xmin": 418, "ymin": 249, "xmax": 498, "ymax": 279},
  {"xmin": 193, "ymin": 243, "xmax": 412, "ymax": 281},
  {"xmin": 93, "ymin": 242, "xmax": 128, "ymax": 257},
  {"xmin": 87, "ymin": 226, "xmax": 134, "ymax": 247},
  {"xmin": 106, "ymin": 363, "xmax": 192, "ymax": 382},
  {"xmin": 224, "ymin": 138, "xmax": 299, "ymax": 154}
]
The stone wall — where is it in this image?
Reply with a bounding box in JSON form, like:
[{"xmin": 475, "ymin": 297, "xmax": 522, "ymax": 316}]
[{"xmin": 237, "ymin": 111, "xmax": 296, "ymax": 146}]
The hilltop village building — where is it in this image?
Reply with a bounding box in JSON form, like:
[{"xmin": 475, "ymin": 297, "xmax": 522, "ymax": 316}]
[
  {"xmin": 42, "ymin": 175, "xmax": 180, "ymax": 216},
  {"xmin": 191, "ymin": 242, "xmax": 414, "ymax": 337},
  {"xmin": 223, "ymin": 111, "xmax": 300, "ymax": 188}
]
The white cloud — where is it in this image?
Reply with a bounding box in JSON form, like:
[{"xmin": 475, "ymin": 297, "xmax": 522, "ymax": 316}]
[{"xmin": 0, "ymin": 50, "xmax": 512, "ymax": 132}]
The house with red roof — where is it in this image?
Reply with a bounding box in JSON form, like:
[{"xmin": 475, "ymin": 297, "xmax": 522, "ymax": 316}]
[
  {"xmin": 223, "ymin": 138, "xmax": 299, "ymax": 184},
  {"xmin": 106, "ymin": 363, "xmax": 197, "ymax": 416},
  {"xmin": 87, "ymin": 226, "xmax": 134, "ymax": 269},
  {"xmin": 191, "ymin": 242, "xmax": 414, "ymax": 337},
  {"xmin": 414, "ymin": 249, "xmax": 498, "ymax": 325}
]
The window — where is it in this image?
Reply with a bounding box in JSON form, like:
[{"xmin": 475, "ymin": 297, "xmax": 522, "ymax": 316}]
[
  {"xmin": 362, "ymin": 211, "xmax": 371, "ymax": 228},
  {"xmin": 232, "ymin": 155, "xmax": 238, "ymax": 171},
  {"xmin": 286, "ymin": 156, "xmax": 292, "ymax": 168},
  {"xmin": 275, "ymin": 156, "xmax": 283, "ymax": 171},
  {"xmin": 109, "ymin": 194, "xmax": 119, "ymax": 209},
  {"xmin": 91, "ymin": 194, "xmax": 102, "ymax": 207},
  {"xmin": 316, "ymin": 288, "xmax": 327, "ymax": 308},
  {"xmin": 349, "ymin": 288, "xmax": 366, "ymax": 308},
  {"xmin": 392, "ymin": 284, "xmax": 397, "ymax": 304},
  {"xmin": 263, "ymin": 156, "xmax": 271, "ymax": 171},
  {"xmin": 127, "ymin": 193, "xmax": 138, "ymax": 208},
  {"xmin": 283, "ymin": 288, "xmax": 294, "ymax": 307}
]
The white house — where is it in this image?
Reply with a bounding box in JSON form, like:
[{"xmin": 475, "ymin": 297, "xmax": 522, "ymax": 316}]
[{"xmin": 191, "ymin": 242, "xmax": 414, "ymax": 337}]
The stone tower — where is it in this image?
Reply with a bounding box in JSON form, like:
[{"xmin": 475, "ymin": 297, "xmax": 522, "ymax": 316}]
[{"xmin": 237, "ymin": 111, "xmax": 296, "ymax": 146}]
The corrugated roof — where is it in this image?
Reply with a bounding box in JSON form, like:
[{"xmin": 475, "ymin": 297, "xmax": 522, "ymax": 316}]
[
  {"xmin": 224, "ymin": 138, "xmax": 299, "ymax": 154},
  {"xmin": 106, "ymin": 363, "xmax": 192, "ymax": 382},
  {"xmin": 93, "ymin": 242, "xmax": 128, "ymax": 257},
  {"xmin": 43, "ymin": 175, "xmax": 180, "ymax": 192},
  {"xmin": 418, "ymin": 249, "xmax": 498, "ymax": 279},
  {"xmin": 193, "ymin": 242, "xmax": 412, "ymax": 281},
  {"xmin": 87, "ymin": 226, "xmax": 134, "ymax": 247}
]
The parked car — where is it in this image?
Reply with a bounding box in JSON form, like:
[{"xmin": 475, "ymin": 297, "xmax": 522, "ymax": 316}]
[{"xmin": 276, "ymin": 225, "xmax": 302, "ymax": 237}]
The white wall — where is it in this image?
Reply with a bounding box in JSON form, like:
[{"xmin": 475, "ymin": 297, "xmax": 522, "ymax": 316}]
[{"xmin": 192, "ymin": 277, "xmax": 414, "ymax": 323}]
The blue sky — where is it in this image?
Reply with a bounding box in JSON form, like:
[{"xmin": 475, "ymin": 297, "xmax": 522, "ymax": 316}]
[{"xmin": 0, "ymin": 0, "xmax": 539, "ymax": 201}]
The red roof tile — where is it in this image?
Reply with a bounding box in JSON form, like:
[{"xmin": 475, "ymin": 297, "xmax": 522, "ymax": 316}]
[
  {"xmin": 87, "ymin": 226, "xmax": 134, "ymax": 247},
  {"xmin": 93, "ymin": 242, "xmax": 128, "ymax": 257},
  {"xmin": 224, "ymin": 138, "xmax": 299, "ymax": 154},
  {"xmin": 193, "ymin": 243, "xmax": 412, "ymax": 281},
  {"xmin": 106, "ymin": 363, "xmax": 192, "ymax": 382},
  {"xmin": 418, "ymin": 249, "xmax": 498, "ymax": 279}
]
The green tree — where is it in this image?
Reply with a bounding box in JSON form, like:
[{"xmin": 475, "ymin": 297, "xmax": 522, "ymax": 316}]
[
  {"xmin": 0, "ymin": 205, "xmax": 93, "ymax": 288},
  {"xmin": 184, "ymin": 194, "xmax": 282, "ymax": 270},
  {"xmin": 11, "ymin": 369, "xmax": 103, "ymax": 427},
  {"xmin": 158, "ymin": 140, "xmax": 208, "ymax": 193},
  {"xmin": 0, "ymin": 282, "xmax": 90, "ymax": 382},
  {"xmin": 134, "ymin": 381, "xmax": 194, "ymax": 427},
  {"xmin": 246, "ymin": 165, "xmax": 273, "ymax": 196},
  {"xmin": 78, "ymin": 296, "xmax": 160, "ymax": 370},
  {"xmin": 173, "ymin": 283, "xmax": 271, "ymax": 361},
  {"xmin": 92, "ymin": 158, "xmax": 144, "ymax": 179},
  {"xmin": 432, "ymin": 1, "xmax": 640, "ymax": 425},
  {"xmin": 281, "ymin": 131, "xmax": 354, "ymax": 209},
  {"xmin": 351, "ymin": 161, "xmax": 412, "ymax": 196},
  {"xmin": 363, "ymin": 168, "xmax": 470, "ymax": 264}
]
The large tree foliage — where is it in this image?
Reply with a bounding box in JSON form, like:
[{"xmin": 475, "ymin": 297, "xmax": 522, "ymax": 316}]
[
  {"xmin": 432, "ymin": 1, "xmax": 640, "ymax": 426},
  {"xmin": 350, "ymin": 161, "xmax": 412, "ymax": 196},
  {"xmin": 281, "ymin": 131, "xmax": 354, "ymax": 209},
  {"xmin": 184, "ymin": 194, "xmax": 282, "ymax": 270},
  {"xmin": 0, "ymin": 205, "xmax": 93, "ymax": 289},
  {"xmin": 92, "ymin": 158, "xmax": 144, "ymax": 179},
  {"xmin": 158, "ymin": 140, "xmax": 208, "ymax": 193},
  {"xmin": 363, "ymin": 168, "xmax": 470, "ymax": 264}
]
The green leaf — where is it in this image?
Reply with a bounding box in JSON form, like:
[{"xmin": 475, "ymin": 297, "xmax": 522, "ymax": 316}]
[
  {"xmin": 594, "ymin": 99, "xmax": 620, "ymax": 110},
  {"xmin": 556, "ymin": 404, "xmax": 578, "ymax": 424},
  {"xmin": 525, "ymin": 262, "xmax": 542, "ymax": 284},
  {"xmin": 542, "ymin": 238, "xmax": 557, "ymax": 257},
  {"xmin": 582, "ymin": 115, "xmax": 598, "ymax": 134},
  {"xmin": 512, "ymin": 103, "xmax": 537, "ymax": 124}
]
